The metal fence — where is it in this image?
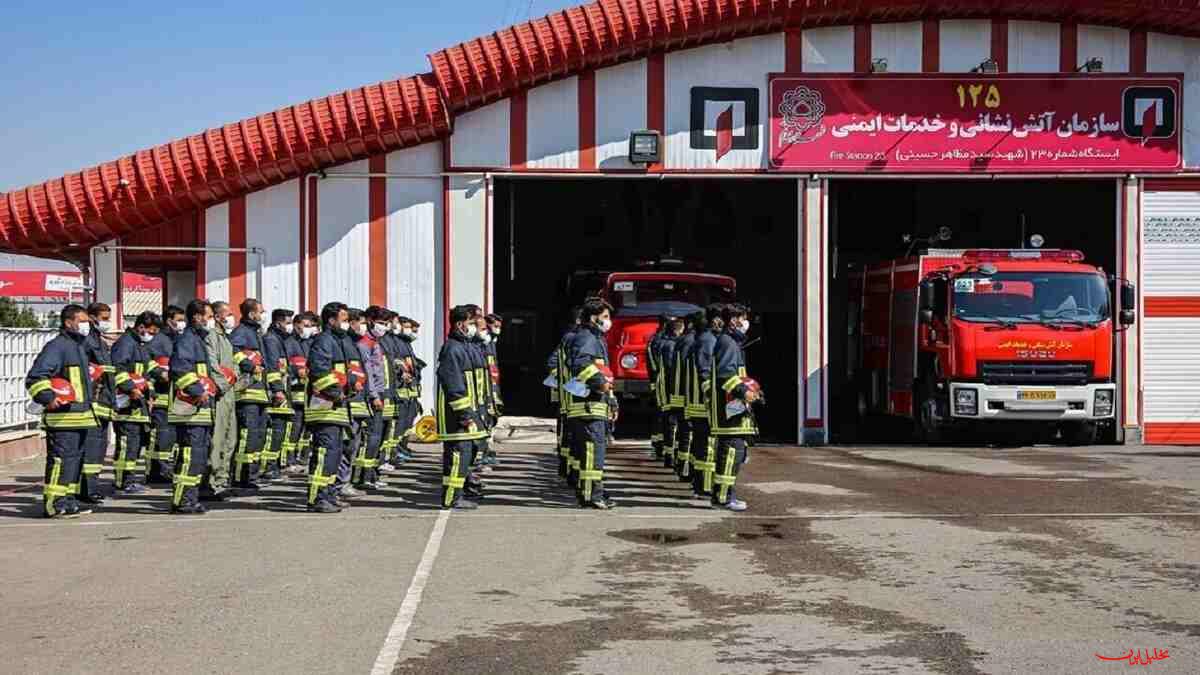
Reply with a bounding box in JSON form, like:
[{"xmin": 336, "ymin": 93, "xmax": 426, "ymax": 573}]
[{"xmin": 0, "ymin": 328, "xmax": 56, "ymax": 430}]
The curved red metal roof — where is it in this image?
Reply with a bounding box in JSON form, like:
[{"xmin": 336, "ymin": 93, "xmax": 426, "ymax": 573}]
[{"xmin": 4, "ymin": 0, "xmax": 1200, "ymax": 256}]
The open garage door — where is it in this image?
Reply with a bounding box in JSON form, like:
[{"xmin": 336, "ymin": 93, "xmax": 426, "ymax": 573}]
[
  {"xmin": 492, "ymin": 177, "xmax": 800, "ymax": 442},
  {"xmin": 827, "ymin": 179, "xmax": 1121, "ymax": 444}
]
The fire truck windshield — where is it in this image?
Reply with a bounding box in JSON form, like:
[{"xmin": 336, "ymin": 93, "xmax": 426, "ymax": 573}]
[
  {"xmin": 609, "ymin": 279, "xmax": 735, "ymax": 315},
  {"xmin": 952, "ymin": 272, "xmax": 1110, "ymax": 325}
]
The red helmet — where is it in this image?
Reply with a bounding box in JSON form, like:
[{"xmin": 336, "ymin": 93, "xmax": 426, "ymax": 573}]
[
  {"xmin": 155, "ymin": 356, "xmax": 170, "ymax": 369},
  {"xmin": 49, "ymin": 377, "xmax": 77, "ymax": 407},
  {"xmin": 289, "ymin": 355, "xmax": 308, "ymax": 370},
  {"xmin": 241, "ymin": 350, "xmax": 264, "ymax": 368},
  {"xmin": 176, "ymin": 376, "xmax": 216, "ymax": 405},
  {"xmin": 489, "ymin": 363, "xmax": 501, "ymax": 384},
  {"xmin": 219, "ymin": 366, "xmax": 237, "ymax": 385},
  {"xmin": 348, "ymin": 364, "xmax": 366, "ymax": 392},
  {"xmin": 726, "ymin": 377, "xmax": 762, "ymax": 401},
  {"xmin": 128, "ymin": 373, "xmax": 148, "ymax": 392},
  {"xmin": 88, "ymin": 363, "xmax": 105, "ymax": 382}
]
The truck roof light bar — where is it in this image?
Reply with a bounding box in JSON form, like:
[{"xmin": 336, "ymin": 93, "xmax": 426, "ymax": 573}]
[{"xmin": 961, "ymin": 249, "xmax": 1085, "ymax": 263}]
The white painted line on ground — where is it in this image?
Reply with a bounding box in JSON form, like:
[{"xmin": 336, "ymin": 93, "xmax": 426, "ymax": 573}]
[
  {"xmin": 370, "ymin": 508, "xmax": 451, "ymax": 675},
  {"xmin": 2, "ymin": 510, "xmax": 1200, "ymax": 530}
]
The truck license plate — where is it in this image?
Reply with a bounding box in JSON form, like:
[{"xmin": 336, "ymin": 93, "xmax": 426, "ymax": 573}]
[{"xmin": 1018, "ymin": 391, "xmax": 1057, "ymax": 401}]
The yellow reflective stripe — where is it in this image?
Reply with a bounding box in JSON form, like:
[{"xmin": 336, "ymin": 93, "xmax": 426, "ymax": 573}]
[
  {"xmin": 721, "ymin": 375, "xmax": 742, "ymax": 393},
  {"xmin": 312, "ymin": 373, "xmax": 338, "ymax": 391},
  {"xmin": 168, "ymin": 410, "xmax": 214, "ymax": 425},
  {"xmin": 177, "ymin": 372, "xmax": 198, "ymax": 389},
  {"xmin": 115, "ymin": 372, "xmax": 131, "ymax": 385},
  {"xmin": 29, "ymin": 379, "xmax": 52, "ymax": 397},
  {"xmin": 443, "ymin": 452, "xmax": 463, "ymax": 507},
  {"xmin": 266, "ymin": 372, "xmax": 283, "ymax": 383},
  {"xmin": 232, "ymin": 351, "xmax": 249, "ymax": 363},
  {"xmin": 44, "ymin": 411, "xmax": 99, "ymax": 429},
  {"xmin": 236, "ymin": 389, "xmax": 270, "ymax": 402},
  {"xmin": 448, "ymin": 397, "xmax": 471, "ymax": 411},
  {"xmin": 576, "ymin": 364, "xmax": 599, "ymax": 383},
  {"xmin": 67, "ymin": 366, "xmax": 83, "ymax": 406},
  {"xmin": 92, "ymin": 403, "xmax": 112, "ymax": 418},
  {"xmin": 44, "ymin": 457, "xmax": 66, "ymax": 516},
  {"xmin": 102, "ymin": 365, "xmax": 116, "ymax": 374}
]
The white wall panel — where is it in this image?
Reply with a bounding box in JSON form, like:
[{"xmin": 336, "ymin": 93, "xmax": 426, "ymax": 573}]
[
  {"xmin": 665, "ymin": 33, "xmax": 785, "ymax": 169},
  {"xmin": 1143, "ymin": 318, "xmax": 1200, "ymax": 422},
  {"xmin": 1142, "ymin": 190, "xmax": 1200, "ymax": 295},
  {"xmin": 1148, "ymin": 33, "xmax": 1200, "ymax": 168},
  {"xmin": 450, "ymin": 99, "xmax": 509, "ymax": 169},
  {"xmin": 385, "ymin": 143, "xmax": 442, "ymax": 412},
  {"xmin": 316, "ymin": 159, "xmax": 369, "ymax": 309},
  {"xmin": 246, "ymin": 178, "xmax": 300, "ymax": 312},
  {"xmin": 526, "ymin": 76, "xmax": 579, "ymax": 169},
  {"xmin": 205, "ymin": 202, "xmax": 230, "ymax": 302},
  {"xmin": 448, "ymin": 175, "xmax": 486, "ymax": 309},
  {"xmin": 871, "ymin": 22, "xmax": 922, "ymax": 73},
  {"xmin": 1008, "ymin": 21, "xmax": 1059, "ymax": 72},
  {"xmin": 940, "ymin": 20, "xmax": 991, "ymax": 72},
  {"xmin": 802, "ymin": 26, "xmax": 854, "ymax": 72},
  {"xmin": 92, "ymin": 239, "xmax": 121, "ymax": 325},
  {"xmin": 1077, "ymin": 25, "xmax": 1129, "ymax": 72},
  {"xmin": 595, "ymin": 59, "xmax": 647, "ymax": 169}
]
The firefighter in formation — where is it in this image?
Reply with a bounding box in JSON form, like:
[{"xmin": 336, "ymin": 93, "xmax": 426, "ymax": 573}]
[
  {"xmin": 26, "ymin": 299, "xmax": 446, "ymax": 517},
  {"xmin": 28, "ymin": 295, "xmax": 756, "ymax": 518}
]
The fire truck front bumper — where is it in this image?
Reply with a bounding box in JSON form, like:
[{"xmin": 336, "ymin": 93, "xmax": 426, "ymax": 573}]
[
  {"xmin": 948, "ymin": 382, "xmax": 1116, "ymax": 421},
  {"xmin": 613, "ymin": 378, "xmax": 652, "ymax": 395}
]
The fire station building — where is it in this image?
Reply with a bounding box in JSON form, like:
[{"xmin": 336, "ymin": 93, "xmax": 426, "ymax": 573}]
[{"xmin": 2, "ymin": 1, "xmax": 1199, "ymax": 445}]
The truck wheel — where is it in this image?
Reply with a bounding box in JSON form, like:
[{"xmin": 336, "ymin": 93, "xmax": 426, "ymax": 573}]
[
  {"xmin": 1063, "ymin": 422, "xmax": 1099, "ymax": 446},
  {"xmin": 915, "ymin": 384, "xmax": 945, "ymax": 445}
]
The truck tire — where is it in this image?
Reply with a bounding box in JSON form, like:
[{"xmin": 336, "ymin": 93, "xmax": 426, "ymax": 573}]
[
  {"xmin": 1063, "ymin": 422, "xmax": 1099, "ymax": 446},
  {"xmin": 914, "ymin": 381, "xmax": 946, "ymax": 445}
]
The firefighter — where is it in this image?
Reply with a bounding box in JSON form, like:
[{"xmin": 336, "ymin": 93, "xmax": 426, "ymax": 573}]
[
  {"xmin": 110, "ymin": 311, "xmax": 160, "ymax": 495},
  {"xmin": 672, "ymin": 312, "xmax": 701, "ymax": 480},
  {"xmin": 200, "ymin": 301, "xmax": 237, "ymax": 501},
  {"xmin": 146, "ymin": 305, "xmax": 185, "ymax": 484},
  {"xmin": 292, "ymin": 312, "xmax": 319, "ymax": 467},
  {"xmin": 229, "ymin": 298, "xmax": 270, "ymax": 489},
  {"xmin": 352, "ymin": 307, "xmax": 393, "ymax": 489},
  {"xmin": 166, "ymin": 300, "xmax": 216, "ymax": 515},
  {"xmin": 710, "ymin": 304, "xmax": 759, "ymax": 511},
  {"xmin": 383, "ymin": 315, "xmax": 418, "ymax": 468},
  {"xmin": 645, "ymin": 315, "xmax": 671, "ymax": 460},
  {"xmin": 304, "ymin": 303, "xmax": 353, "ymax": 513},
  {"xmin": 566, "ymin": 297, "xmax": 618, "ymax": 510},
  {"xmin": 26, "ymin": 305, "xmax": 100, "ymax": 518},
  {"xmin": 465, "ymin": 305, "xmax": 494, "ymax": 471},
  {"xmin": 336, "ymin": 308, "xmax": 369, "ymax": 500},
  {"xmin": 80, "ymin": 302, "xmax": 115, "ymax": 503},
  {"xmin": 261, "ymin": 308, "xmax": 295, "ymax": 481},
  {"xmin": 436, "ymin": 305, "xmax": 488, "ymax": 510},
  {"xmin": 687, "ymin": 304, "xmax": 725, "ymax": 499},
  {"xmin": 408, "ymin": 319, "xmax": 427, "ymax": 448},
  {"xmin": 479, "ymin": 312, "xmax": 504, "ymax": 466},
  {"xmin": 547, "ymin": 307, "xmax": 581, "ymax": 483},
  {"xmin": 659, "ymin": 315, "xmax": 686, "ymax": 470}
]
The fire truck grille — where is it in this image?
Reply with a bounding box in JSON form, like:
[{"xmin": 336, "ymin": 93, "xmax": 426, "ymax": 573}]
[{"xmin": 979, "ymin": 361, "xmax": 1092, "ymax": 385}]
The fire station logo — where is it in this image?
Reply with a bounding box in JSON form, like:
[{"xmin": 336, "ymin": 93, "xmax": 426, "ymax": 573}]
[
  {"xmin": 777, "ymin": 85, "xmax": 827, "ymax": 146},
  {"xmin": 690, "ymin": 87, "xmax": 760, "ymax": 162},
  {"xmin": 1122, "ymin": 86, "xmax": 1177, "ymax": 145}
]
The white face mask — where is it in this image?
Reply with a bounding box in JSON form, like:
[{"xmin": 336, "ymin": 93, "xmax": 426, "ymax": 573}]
[
  {"xmin": 97, "ymin": 320, "xmax": 112, "ymax": 333},
  {"xmin": 390, "ymin": 325, "xmax": 403, "ymax": 335},
  {"xmin": 739, "ymin": 319, "xmax": 751, "ymax": 334},
  {"xmin": 223, "ymin": 315, "xmax": 236, "ymax": 330},
  {"xmin": 339, "ymin": 321, "xmax": 351, "ymax": 333},
  {"xmin": 173, "ymin": 320, "xmax": 187, "ymax": 333},
  {"xmin": 465, "ymin": 324, "xmax": 478, "ymax": 339},
  {"xmin": 490, "ymin": 328, "xmax": 501, "ymax": 337},
  {"xmin": 353, "ymin": 323, "xmax": 368, "ymax": 337},
  {"xmin": 597, "ymin": 318, "xmax": 612, "ymax": 333},
  {"xmin": 281, "ymin": 322, "xmax": 292, "ymax": 334},
  {"xmin": 139, "ymin": 331, "xmax": 154, "ymax": 343},
  {"xmin": 77, "ymin": 321, "xmax": 92, "ymax": 337},
  {"xmin": 204, "ymin": 318, "xmax": 216, "ymax": 331},
  {"xmin": 300, "ymin": 326, "xmax": 317, "ymax": 340},
  {"xmin": 371, "ymin": 323, "xmax": 389, "ymax": 338}
]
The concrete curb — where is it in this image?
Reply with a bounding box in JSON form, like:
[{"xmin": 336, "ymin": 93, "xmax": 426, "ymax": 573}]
[{"xmin": 0, "ymin": 429, "xmax": 44, "ymax": 466}]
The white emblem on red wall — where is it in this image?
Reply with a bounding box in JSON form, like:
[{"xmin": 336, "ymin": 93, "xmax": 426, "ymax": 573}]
[{"xmin": 690, "ymin": 87, "xmax": 760, "ymax": 162}]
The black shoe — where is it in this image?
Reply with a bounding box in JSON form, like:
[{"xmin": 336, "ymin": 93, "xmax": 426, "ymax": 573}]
[
  {"xmin": 147, "ymin": 473, "xmax": 174, "ymax": 485},
  {"xmin": 581, "ymin": 497, "xmax": 614, "ymax": 510},
  {"xmin": 307, "ymin": 501, "xmax": 341, "ymax": 514},
  {"xmin": 117, "ymin": 482, "xmax": 147, "ymax": 495},
  {"xmin": 199, "ymin": 490, "xmax": 228, "ymax": 502},
  {"xmin": 78, "ymin": 493, "xmax": 106, "ymax": 505},
  {"xmin": 448, "ymin": 499, "xmax": 478, "ymax": 511},
  {"xmin": 170, "ymin": 503, "xmax": 207, "ymax": 515}
]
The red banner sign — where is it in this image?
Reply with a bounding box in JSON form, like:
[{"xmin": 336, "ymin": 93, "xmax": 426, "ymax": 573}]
[
  {"xmin": 768, "ymin": 74, "xmax": 1182, "ymax": 172},
  {"xmin": 0, "ymin": 271, "xmax": 162, "ymax": 298}
]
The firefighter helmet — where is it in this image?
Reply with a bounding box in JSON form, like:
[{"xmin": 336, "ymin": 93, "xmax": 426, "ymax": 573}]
[
  {"xmin": 175, "ymin": 376, "xmax": 217, "ymax": 405},
  {"xmin": 88, "ymin": 363, "xmax": 105, "ymax": 382},
  {"xmin": 49, "ymin": 378, "xmax": 77, "ymax": 407}
]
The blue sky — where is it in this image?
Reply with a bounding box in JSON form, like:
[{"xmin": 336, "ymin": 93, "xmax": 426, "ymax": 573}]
[{"xmin": 0, "ymin": 0, "xmax": 583, "ymax": 192}]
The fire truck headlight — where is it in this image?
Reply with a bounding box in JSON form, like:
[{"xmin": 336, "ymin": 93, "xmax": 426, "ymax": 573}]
[
  {"xmin": 954, "ymin": 388, "xmax": 978, "ymax": 416},
  {"xmin": 1093, "ymin": 389, "xmax": 1114, "ymax": 417},
  {"xmin": 620, "ymin": 354, "xmax": 639, "ymax": 370}
]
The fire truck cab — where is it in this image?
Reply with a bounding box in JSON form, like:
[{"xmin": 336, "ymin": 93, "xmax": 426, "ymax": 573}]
[{"xmin": 848, "ymin": 248, "xmax": 1136, "ymax": 444}]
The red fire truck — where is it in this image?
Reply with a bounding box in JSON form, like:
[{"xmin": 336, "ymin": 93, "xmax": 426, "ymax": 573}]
[
  {"xmin": 847, "ymin": 248, "xmax": 1135, "ymax": 444},
  {"xmin": 601, "ymin": 264, "xmax": 736, "ymax": 403}
]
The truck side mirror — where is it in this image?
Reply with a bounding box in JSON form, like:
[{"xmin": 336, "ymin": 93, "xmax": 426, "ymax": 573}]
[
  {"xmin": 918, "ymin": 281, "xmax": 935, "ymax": 312},
  {"xmin": 1115, "ymin": 279, "xmax": 1136, "ymax": 327}
]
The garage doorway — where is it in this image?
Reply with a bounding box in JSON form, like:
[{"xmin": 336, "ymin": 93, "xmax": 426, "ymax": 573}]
[
  {"xmin": 826, "ymin": 179, "xmax": 1120, "ymax": 443},
  {"xmin": 492, "ymin": 177, "xmax": 800, "ymax": 442}
]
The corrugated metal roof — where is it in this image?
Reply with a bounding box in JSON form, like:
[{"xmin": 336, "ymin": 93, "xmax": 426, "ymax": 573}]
[{"xmin": 4, "ymin": 0, "xmax": 1200, "ymax": 256}]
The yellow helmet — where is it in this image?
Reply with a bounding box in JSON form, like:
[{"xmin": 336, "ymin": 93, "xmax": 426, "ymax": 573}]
[{"xmin": 412, "ymin": 415, "xmax": 438, "ymax": 443}]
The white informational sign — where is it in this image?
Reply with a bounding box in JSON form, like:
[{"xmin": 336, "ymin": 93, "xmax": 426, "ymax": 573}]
[
  {"xmin": 954, "ymin": 278, "xmax": 976, "ymax": 293},
  {"xmin": 1144, "ymin": 215, "xmax": 1200, "ymax": 246},
  {"xmin": 44, "ymin": 274, "xmax": 84, "ymax": 293},
  {"xmin": 613, "ymin": 281, "xmax": 634, "ymax": 292}
]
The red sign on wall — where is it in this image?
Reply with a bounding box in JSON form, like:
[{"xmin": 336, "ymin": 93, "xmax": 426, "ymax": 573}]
[{"xmin": 768, "ymin": 74, "xmax": 1183, "ymax": 172}]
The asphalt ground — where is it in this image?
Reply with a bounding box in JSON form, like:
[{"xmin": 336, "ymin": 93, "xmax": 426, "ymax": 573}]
[{"xmin": 0, "ymin": 440, "xmax": 1197, "ymax": 674}]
